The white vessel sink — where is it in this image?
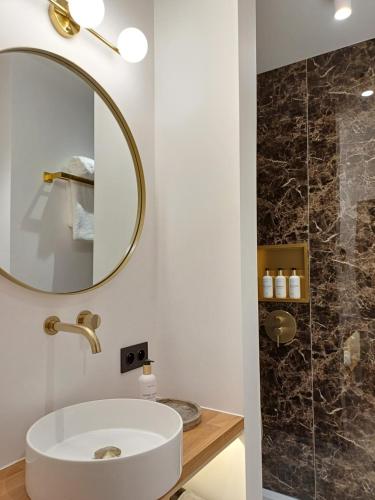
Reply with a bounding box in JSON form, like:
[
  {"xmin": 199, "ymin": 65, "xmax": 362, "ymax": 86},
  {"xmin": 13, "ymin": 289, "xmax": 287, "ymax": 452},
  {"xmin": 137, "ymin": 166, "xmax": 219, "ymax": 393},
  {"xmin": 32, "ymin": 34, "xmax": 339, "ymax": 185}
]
[{"xmin": 25, "ymin": 399, "xmax": 183, "ymax": 500}]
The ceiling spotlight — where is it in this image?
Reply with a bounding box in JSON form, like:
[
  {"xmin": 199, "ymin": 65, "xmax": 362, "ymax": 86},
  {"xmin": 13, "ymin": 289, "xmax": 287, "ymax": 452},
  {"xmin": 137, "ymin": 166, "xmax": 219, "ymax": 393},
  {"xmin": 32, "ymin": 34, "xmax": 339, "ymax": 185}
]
[
  {"xmin": 361, "ymin": 90, "xmax": 374, "ymax": 97},
  {"xmin": 334, "ymin": 0, "xmax": 352, "ymax": 20}
]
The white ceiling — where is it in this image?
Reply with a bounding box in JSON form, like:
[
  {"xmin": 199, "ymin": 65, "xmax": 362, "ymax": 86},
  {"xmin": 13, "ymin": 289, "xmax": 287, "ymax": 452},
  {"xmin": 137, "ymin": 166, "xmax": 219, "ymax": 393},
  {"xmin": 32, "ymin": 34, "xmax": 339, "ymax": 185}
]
[{"xmin": 257, "ymin": 0, "xmax": 375, "ymax": 73}]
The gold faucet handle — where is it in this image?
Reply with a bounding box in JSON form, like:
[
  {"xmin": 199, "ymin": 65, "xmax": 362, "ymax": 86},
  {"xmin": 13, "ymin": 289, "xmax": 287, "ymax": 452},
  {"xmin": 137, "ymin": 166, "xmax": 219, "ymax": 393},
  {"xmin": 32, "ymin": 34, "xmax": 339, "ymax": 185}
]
[
  {"xmin": 77, "ymin": 310, "xmax": 101, "ymax": 331},
  {"xmin": 44, "ymin": 316, "xmax": 61, "ymax": 335},
  {"xmin": 264, "ymin": 310, "xmax": 297, "ymax": 346},
  {"xmin": 268, "ymin": 316, "xmax": 284, "ymax": 328}
]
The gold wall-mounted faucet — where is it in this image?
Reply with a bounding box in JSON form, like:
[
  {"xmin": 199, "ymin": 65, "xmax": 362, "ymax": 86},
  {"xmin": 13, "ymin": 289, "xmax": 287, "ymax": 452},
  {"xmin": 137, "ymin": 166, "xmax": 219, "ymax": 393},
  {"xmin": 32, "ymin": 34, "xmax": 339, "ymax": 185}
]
[{"xmin": 44, "ymin": 310, "xmax": 102, "ymax": 354}]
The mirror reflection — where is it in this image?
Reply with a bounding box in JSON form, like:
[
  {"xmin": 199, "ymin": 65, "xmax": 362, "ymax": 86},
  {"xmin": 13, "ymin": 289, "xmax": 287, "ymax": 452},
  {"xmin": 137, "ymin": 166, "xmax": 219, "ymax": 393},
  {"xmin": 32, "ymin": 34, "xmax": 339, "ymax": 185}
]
[{"xmin": 0, "ymin": 51, "xmax": 142, "ymax": 294}]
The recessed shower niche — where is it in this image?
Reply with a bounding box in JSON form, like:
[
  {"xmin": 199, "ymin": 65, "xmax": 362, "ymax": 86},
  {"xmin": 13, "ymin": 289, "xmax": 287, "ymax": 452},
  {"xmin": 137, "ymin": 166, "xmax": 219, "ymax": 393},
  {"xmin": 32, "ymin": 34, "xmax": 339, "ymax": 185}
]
[{"xmin": 257, "ymin": 243, "xmax": 309, "ymax": 303}]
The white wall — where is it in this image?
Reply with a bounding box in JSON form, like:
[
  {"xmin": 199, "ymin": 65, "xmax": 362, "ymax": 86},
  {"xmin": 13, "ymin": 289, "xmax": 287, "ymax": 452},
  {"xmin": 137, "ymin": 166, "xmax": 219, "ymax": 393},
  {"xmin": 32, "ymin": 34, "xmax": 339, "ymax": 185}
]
[
  {"xmin": 239, "ymin": 0, "xmax": 263, "ymax": 497},
  {"xmin": 0, "ymin": 57, "xmax": 11, "ymax": 271},
  {"xmin": 154, "ymin": 0, "xmax": 261, "ymax": 498},
  {"xmin": 257, "ymin": 0, "xmax": 375, "ymax": 73},
  {"xmin": 154, "ymin": 0, "xmax": 244, "ymax": 415},
  {"xmin": 0, "ymin": 4, "xmax": 261, "ymax": 498},
  {"xmin": 93, "ymin": 95, "xmax": 138, "ymax": 284},
  {"xmin": 9, "ymin": 53, "xmax": 94, "ymax": 292},
  {"xmin": 0, "ymin": 0, "xmax": 155, "ymax": 468}
]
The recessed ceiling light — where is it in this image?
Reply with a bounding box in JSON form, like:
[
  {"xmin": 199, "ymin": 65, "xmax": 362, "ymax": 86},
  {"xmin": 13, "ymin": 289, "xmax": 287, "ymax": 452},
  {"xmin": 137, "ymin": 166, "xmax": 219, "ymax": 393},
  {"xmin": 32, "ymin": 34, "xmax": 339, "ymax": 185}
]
[
  {"xmin": 334, "ymin": 0, "xmax": 352, "ymax": 20},
  {"xmin": 361, "ymin": 90, "xmax": 374, "ymax": 97}
]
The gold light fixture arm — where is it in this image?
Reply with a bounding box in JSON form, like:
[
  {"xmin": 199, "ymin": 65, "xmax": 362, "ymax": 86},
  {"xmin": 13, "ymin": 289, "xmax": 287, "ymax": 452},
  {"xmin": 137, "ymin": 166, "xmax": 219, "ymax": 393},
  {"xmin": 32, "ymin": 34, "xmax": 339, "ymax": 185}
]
[
  {"xmin": 49, "ymin": 0, "xmax": 68, "ymax": 16},
  {"xmin": 44, "ymin": 310, "xmax": 102, "ymax": 354},
  {"xmin": 48, "ymin": 0, "xmax": 119, "ymax": 54},
  {"xmin": 86, "ymin": 28, "xmax": 120, "ymax": 54}
]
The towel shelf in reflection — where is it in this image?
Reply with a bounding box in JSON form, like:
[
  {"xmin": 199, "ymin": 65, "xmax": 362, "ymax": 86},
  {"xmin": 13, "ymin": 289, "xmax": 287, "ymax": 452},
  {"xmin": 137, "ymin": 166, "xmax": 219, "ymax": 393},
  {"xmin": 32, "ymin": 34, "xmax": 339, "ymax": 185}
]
[{"xmin": 43, "ymin": 171, "xmax": 94, "ymax": 186}]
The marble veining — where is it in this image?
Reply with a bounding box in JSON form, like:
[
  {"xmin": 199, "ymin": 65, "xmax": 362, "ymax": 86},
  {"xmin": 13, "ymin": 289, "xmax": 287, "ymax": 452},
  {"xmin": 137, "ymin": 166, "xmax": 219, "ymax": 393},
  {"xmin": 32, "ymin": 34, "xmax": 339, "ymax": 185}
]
[
  {"xmin": 257, "ymin": 61, "xmax": 309, "ymax": 245},
  {"xmin": 308, "ymin": 39, "xmax": 375, "ymax": 500},
  {"xmin": 258, "ymin": 38, "xmax": 375, "ymax": 500},
  {"xmin": 260, "ymin": 302, "xmax": 314, "ymax": 500},
  {"xmin": 258, "ymin": 59, "xmax": 314, "ymax": 500}
]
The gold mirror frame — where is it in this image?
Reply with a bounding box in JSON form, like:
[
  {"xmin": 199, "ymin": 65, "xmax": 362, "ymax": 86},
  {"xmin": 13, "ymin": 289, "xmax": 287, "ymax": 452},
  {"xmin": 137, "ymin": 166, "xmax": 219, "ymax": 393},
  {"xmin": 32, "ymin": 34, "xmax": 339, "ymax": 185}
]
[{"xmin": 0, "ymin": 48, "xmax": 146, "ymax": 295}]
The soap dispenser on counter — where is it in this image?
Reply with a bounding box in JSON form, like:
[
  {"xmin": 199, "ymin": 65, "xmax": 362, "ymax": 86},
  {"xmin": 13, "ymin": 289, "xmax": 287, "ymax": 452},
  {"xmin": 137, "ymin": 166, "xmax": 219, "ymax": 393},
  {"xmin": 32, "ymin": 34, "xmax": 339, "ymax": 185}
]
[{"xmin": 139, "ymin": 359, "xmax": 157, "ymax": 401}]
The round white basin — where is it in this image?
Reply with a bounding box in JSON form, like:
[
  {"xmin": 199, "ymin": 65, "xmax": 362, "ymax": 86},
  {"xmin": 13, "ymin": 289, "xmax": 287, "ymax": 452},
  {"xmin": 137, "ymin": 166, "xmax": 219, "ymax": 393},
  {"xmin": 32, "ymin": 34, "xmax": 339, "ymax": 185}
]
[{"xmin": 25, "ymin": 399, "xmax": 183, "ymax": 500}]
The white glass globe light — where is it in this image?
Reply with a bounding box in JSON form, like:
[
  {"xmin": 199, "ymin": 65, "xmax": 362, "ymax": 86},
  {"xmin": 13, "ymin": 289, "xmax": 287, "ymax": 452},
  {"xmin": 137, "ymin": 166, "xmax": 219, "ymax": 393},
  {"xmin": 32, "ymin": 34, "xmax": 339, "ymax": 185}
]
[
  {"xmin": 117, "ymin": 28, "xmax": 148, "ymax": 63},
  {"xmin": 362, "ymin": 90, "xmax": 374, "ymax": 98},
  {"xmin": 69, "ymin": 0, "xmax": 105, "ymax": 29}
]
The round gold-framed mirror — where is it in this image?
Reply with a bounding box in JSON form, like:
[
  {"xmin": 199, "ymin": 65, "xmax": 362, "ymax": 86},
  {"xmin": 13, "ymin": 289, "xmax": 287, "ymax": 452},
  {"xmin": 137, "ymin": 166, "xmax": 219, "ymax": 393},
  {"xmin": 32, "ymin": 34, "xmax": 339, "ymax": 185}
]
[{"xmin": 0, "ymin": 48, "xmax": 145, "ymax": 294}]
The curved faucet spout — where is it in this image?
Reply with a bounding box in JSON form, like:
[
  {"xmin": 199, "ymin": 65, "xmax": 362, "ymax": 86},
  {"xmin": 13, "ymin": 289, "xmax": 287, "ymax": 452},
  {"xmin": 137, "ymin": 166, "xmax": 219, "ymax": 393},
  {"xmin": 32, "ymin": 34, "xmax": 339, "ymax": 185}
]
[
  {"xmin": 44, "ymin": 311, "xmax": 102, "ymax": 354},
  {"xmin": 54, "ymin": 322, "xmax": 101, "ymax": 354}
]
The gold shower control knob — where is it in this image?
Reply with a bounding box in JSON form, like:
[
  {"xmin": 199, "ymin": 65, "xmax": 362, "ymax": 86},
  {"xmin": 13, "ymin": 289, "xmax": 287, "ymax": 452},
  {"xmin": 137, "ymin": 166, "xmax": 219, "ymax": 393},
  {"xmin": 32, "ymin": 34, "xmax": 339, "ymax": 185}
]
[
  {"xmin": 268, "ymin": 316, "xmax": 283, "ymax": 328},
  {"xmin": 77, "ymin": 310, "xmax": 101, "ymax": 331},
  {"xmin": 264, "ymin": 310, "xmax": 296, "ymax": 346}
]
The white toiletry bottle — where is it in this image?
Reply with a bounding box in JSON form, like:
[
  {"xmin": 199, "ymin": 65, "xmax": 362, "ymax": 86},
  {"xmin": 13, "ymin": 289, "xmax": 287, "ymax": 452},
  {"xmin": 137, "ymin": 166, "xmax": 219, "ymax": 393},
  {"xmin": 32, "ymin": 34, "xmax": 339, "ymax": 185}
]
[
  {"xmin": 138, "ymin": 360, "xmax": 157, "ymax": 401},
  {"xmin": 289, "ymin": 268, "xmax": 301, "ymax": 299},
  {"xmin": 275, "ymin": 268, "xmax": 287, "ymax": 299},
  {"xmin": 262, "ymin": 268, "xmax": 274, "ymax": 298}
]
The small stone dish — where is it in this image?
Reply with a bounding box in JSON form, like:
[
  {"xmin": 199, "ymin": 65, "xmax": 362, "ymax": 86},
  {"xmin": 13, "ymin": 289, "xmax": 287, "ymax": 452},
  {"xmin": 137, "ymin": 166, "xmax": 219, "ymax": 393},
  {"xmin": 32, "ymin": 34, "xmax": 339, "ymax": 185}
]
[{"xmin": 158, "ymin": 399, "xmax": 202, "ymax": 431}]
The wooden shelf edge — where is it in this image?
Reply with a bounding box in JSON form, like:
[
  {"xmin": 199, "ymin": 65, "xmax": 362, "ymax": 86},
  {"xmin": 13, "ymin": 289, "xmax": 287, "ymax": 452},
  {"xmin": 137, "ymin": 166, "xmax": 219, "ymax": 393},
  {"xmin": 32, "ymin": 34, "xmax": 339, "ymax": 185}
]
[
  {"xmin": 160, "ymin": 411, "xmax": 244, "ymax": 499},
  {"xmin": 259, "ymin": 298, "xmax": 309, "ymax": 304},
  {"xmin": 182, "ymin": 416, "xmax": 244, "ymax": 482}
]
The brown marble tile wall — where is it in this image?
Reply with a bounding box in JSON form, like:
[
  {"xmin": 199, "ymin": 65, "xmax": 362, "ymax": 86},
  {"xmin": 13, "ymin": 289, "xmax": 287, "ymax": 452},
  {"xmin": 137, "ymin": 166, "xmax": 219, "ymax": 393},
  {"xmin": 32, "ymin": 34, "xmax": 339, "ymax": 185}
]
[
  {"xmin": 258, "ymin": 61, "xmax": 315, "ymax": 500},
  {"xmin": 260, "ymin": 302, "xmax": 314, "ymax": 499},
  {"xmin": 258, "ymin": 39, "xmax": 375, "ymax": 500},
  {"xmin": 257, "ymin": 60, "xmax": 309, "ymax": 245},
  {"xmin": 308, "ymin": 40, "xmax": 375, "ymax": 500}
]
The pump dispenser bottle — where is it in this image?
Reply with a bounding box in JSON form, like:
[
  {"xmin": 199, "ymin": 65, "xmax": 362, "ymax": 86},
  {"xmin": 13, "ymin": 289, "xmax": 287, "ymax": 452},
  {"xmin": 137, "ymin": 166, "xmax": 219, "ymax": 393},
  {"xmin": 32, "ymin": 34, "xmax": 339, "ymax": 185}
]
[
  {"xmin": 138, "ymin": 360, "xmax": 157, "ymax": 401},
  {"xmin": 275, "ymin": 268, "xmax": 287, "ymax": 299},
  {"xmin": 289, "ymin": 268, "xmax": 301, "ymax": 299},
  {"xmin": 262, "ymin": 268, "xmax": 273, "ymax": 298}
]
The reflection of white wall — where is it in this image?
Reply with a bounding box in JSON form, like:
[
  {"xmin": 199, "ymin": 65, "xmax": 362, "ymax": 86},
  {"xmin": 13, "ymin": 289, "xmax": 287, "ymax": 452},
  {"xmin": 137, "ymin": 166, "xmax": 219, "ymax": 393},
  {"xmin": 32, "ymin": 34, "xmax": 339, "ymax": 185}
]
[
  {"xmin": 0, "ymin": 57, "xmax": 11, "ymax": 271},
  {"xmin": 9, "ymin": 53, "xmax": 94, "ymax": 292},
  {"xmin": 93, "ymin": 95, "xmax": 138, "ymax": 284}
]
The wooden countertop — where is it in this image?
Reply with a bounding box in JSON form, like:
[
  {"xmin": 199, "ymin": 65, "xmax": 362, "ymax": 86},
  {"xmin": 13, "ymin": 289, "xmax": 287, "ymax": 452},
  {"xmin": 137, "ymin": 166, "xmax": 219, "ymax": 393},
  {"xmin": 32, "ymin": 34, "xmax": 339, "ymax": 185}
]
[
  {"xmin": 160, "ymin": 409, "xmax": 244, "ymax": 499},
  {"xmin": 0, "ymin": 409, "xmax": 244, "ymax": 500},
  {"xmin": 0, "ymin": 460, "xmax": 26, "ymax": 500}
]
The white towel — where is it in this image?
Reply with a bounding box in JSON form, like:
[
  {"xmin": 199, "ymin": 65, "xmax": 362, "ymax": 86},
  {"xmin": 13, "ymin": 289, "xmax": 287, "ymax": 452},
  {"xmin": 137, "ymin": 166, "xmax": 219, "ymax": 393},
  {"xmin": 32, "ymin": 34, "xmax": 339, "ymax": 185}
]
[{"xmin": 66, "ymin": 156, "xmax": 95, "ymax": 241}]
